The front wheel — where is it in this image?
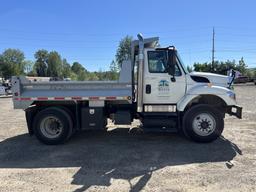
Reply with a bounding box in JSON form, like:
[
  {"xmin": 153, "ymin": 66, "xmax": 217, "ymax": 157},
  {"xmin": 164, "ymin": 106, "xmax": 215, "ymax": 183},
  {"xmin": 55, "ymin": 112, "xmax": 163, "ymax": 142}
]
[{"xmin": 182, "ymin": 104, "xmax": 224, "ymax": 143}]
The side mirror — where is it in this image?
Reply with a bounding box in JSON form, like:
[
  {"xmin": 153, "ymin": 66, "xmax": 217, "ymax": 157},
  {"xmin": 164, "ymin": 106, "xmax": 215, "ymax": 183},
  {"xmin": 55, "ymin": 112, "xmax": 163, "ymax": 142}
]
[{"xmin": 167, "ymin": 50, "xmax": 176, "ymax": 76}]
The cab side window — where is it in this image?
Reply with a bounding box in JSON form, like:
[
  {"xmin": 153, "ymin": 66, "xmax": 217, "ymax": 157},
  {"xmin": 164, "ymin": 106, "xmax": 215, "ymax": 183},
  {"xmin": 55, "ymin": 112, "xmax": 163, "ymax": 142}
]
[
  {"xmin": 148, "ymin": 51, "xmax": 167, "ymax": 73},
  {"xmin": 174, "ymin": 62, "xmax": 182, "ymax": 76},
  {"xmin": 148, "ymin": 51, "xmax": 182, "ymax": 76}
]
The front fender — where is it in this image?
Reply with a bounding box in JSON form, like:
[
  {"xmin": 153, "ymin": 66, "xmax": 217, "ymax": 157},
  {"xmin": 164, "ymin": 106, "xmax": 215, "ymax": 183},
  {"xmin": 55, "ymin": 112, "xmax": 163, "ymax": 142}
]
[{"xmin": 177, "ymin": 85, "xmax": 237, "ymax": 111}]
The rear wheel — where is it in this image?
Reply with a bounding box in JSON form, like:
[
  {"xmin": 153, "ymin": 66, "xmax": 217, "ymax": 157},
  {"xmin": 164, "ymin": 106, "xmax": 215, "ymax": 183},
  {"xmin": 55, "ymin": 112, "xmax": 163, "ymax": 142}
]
[
  {"xmin": 33, "ymin": 107, "xmax": 73, "ymax": 145},
  {"xmin": 182, "ymin": 104, "xmax": 224, "ymax": 143}
]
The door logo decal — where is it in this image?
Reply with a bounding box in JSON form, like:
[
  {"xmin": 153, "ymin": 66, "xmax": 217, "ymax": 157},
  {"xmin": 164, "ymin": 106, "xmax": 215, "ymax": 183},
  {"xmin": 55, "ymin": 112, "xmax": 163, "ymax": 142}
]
[{"xmin": 158, "ymin": 80, "xmax": 170, "ymax": 96}]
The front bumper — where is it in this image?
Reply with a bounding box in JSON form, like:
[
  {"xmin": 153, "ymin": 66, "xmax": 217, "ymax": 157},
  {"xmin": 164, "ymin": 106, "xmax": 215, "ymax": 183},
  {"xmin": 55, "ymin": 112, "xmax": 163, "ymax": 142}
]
[{"xmin": 226, "ymin": 105, "xmax": 242, "ymax": 119}]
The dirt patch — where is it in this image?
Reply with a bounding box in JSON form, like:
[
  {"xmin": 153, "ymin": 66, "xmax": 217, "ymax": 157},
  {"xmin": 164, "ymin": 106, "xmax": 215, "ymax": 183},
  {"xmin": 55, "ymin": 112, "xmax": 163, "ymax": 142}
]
[{"xmin": 0, "ymin": 85, "xmax": 255, "ymax": 192}]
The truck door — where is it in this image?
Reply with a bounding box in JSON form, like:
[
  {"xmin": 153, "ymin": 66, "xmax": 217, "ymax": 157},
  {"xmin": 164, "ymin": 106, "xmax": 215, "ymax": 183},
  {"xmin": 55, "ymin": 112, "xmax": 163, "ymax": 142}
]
[{"xmin": 143, "ymin": 49, "xmax": 186, "ymax": 106}]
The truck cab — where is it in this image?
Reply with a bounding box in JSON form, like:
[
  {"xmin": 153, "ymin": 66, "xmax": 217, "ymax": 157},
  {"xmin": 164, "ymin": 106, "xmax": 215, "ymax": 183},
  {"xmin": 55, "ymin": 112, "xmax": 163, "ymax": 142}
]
[
  {"xmin": 131, "ymin": 34, "xmax": 241, "ymax": 141},
  {"xmin": 141, "ymin": 47, "xmax": 186, "ymax": 105},
  {"xmin": 12, "ymin": 34, "xmax": 242, "ymax": 145}
]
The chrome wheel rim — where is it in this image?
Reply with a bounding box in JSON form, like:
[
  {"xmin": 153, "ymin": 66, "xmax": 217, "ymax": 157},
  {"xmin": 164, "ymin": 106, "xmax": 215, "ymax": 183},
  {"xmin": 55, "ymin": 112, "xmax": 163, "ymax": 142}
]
[
  {"xmin": 40, "ymin": 116, "xmax": 63, "ymax": 139},
  {"xmin": 192, "ymin": 113, "xmax": 216, "ymax": 136}
]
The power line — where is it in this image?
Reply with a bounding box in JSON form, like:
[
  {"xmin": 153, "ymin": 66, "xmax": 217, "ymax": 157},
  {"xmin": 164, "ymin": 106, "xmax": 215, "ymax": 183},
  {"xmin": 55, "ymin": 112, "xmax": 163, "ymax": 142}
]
[
  {"xmin": 212, "ymin": 27, "xmax": 215, "ymax": 69},
  {"xmin": 0, "ymin": 26, "xmax": 213, "ymax": 37}
]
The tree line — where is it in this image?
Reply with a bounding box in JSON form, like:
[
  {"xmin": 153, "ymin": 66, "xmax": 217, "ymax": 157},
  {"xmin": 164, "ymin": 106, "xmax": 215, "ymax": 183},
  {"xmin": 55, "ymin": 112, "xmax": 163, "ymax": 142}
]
[
  {"xmin": 192, "ymin": 58, "xmax": 256, "ymax": 79},
  {"xmin": 0, "ymin": 36, "xmax": 132, "ymax": 81},
  {"xmin": 0, "ymin": 48, "xmax": 120, "ymax": 81},
  {"xmin": 1, "ymin": 35, "xmax": 255, "ymax": 81}
]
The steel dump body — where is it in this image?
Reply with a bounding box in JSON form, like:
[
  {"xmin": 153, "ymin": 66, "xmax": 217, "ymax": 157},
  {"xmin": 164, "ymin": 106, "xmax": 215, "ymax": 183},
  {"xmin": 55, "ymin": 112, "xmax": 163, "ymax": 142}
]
[{"xmin": 12, "ymin": 76, "xmax": 132, "ymax": 109}]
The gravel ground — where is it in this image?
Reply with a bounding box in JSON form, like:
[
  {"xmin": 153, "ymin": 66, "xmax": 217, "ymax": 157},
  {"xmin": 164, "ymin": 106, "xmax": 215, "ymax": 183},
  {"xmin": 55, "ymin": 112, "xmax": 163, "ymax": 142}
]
[{"xmin": 0, "ymin": 85, "xmax": 255, "ymax": 192}]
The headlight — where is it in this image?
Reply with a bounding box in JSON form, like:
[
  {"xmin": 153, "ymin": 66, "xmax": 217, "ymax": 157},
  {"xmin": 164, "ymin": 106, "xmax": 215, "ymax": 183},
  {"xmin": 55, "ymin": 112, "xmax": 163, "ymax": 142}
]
[{"xmin": 227, "ymin": 91, "xmax": 236, "ymax": 100}]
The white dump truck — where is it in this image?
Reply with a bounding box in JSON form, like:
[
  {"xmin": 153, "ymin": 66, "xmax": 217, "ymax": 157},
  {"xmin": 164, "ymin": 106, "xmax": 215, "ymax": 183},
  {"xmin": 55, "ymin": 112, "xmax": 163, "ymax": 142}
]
[{"xmin": 12, "ymin": 34, "xmax": 242, "ymax": 145}]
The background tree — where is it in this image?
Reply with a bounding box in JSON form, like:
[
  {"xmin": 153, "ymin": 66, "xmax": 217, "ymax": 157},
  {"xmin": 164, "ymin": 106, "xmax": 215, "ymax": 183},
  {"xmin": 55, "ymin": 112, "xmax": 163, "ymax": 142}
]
[
  {"xmin": 0, "ymin": 49, "xmax": 25, "ymax": 79},
  {"xmin": 237, "ymin": 57, "xmax": 247, "ymax": 74},
  {"xmin": 76, "ymin": 71, "xmax": 87, "ymax": 81},
  {"xmin": 34, "ymin": 49, "xmax": 48, "ymax": 77},
  {"xmin": 109, "ymin": 60, "xmax": 119, "ymax": 80},
  {"xmin": 23, "ymin": 60, "xmax": 35, "ymax": 75},
  {"xmin": 193, "ymin": 59, "xmax": 246, "ymax": 76},
  {"xmin": 186, "ymin": 65, "xmax": 193, "ymax": 73},
  {"xmin": 71, "ymin": 62, "xmax": 88, "ymax": 80},
  {"xmin": 71, "ymin": 62, "xmax": 86, "ymax": 74},
  {"xmin": 115, "ymin": 35, "xmax": 133, "ymax": 69},
  {"xmin": 86, "ymin": 72, "xmax": 99, "ymax": 81},
  {"xmin": 194, "ymin": 62, "xmax": 212, "ymax": 73},
  {"xmin": 62, "ymin": 59, "xmax": 72, "ymax": 78},
  {"xmin": 95, "ymin": 69, "xmax": 104, "ymax": 80},
  {"xmin": 253, "ymin": 69, "xmax": 256, "ymax": 78},
  {"xmin": 0, "ymin": 58, "xmax": 4, "ymax": 78},
  {"xmin": 47, "ymin": 51, "xmax": 63, "ymax": 77}
]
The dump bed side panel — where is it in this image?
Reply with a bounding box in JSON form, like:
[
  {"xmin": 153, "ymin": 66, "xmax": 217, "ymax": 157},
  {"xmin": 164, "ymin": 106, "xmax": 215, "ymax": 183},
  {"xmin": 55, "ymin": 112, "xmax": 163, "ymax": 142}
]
[{"xmin": 12, "ymin": 76, "xmax": 132, "ymax": 109}]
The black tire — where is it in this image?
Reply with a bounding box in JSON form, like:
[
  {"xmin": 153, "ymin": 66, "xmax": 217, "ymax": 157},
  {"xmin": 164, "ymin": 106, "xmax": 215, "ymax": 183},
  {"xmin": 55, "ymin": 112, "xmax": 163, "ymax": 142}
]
[
  {"xmin": 182, "ymin": 104, "xmax": 224, "ymax": 143},
  {"xmin": 56, "ymin": 106, "xmax": 75, "ymax": 138},
  {"xmin": 33, "ymin": 107, "xmax": 73, "ymax": 145}
]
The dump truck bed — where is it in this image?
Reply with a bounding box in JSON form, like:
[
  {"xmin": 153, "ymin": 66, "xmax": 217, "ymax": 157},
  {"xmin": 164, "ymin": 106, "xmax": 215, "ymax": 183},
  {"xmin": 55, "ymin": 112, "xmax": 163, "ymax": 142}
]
[{"xmin": 12, "ymin": 76, "xmax": 132, "ymax": 109}]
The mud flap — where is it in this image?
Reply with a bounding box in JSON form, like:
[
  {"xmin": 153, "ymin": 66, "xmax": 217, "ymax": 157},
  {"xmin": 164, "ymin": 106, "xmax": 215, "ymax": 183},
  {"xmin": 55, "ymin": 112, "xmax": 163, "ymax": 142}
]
[{"xmin": 227, "ymin": 105, "xmax": 242, "ymax": 119}]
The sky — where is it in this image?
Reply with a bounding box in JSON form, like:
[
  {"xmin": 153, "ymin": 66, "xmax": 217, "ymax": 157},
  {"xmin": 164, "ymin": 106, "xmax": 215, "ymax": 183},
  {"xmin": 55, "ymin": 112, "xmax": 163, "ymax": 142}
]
[{"xmin": 0, "ymin": 0, "xmax": 256, "ymax": 71}]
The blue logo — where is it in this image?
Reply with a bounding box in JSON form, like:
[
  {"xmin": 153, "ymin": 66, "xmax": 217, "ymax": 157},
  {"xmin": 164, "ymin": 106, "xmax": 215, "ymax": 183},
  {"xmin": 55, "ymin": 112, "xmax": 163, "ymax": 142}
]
[
  {"xmin": 159, "ymin": 80, "xmax": 169, "ymax": 87},
  {"xmin": 158, "ymin": 80, "xmax": 169, "ymax": 93}
]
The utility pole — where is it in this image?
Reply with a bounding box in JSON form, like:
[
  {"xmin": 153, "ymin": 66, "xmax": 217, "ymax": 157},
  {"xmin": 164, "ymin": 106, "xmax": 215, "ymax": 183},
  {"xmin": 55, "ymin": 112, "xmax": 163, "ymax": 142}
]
[{"xmin": 212, "ymin": 27, "xmax": 215, "ymax": 71}]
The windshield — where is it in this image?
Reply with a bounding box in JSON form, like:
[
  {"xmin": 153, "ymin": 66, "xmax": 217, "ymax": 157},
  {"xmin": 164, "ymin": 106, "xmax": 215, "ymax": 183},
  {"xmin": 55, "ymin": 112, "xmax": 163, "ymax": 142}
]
[{"xmin": 176, "ymin": 52, "xmax": 189, "ymax": 74}]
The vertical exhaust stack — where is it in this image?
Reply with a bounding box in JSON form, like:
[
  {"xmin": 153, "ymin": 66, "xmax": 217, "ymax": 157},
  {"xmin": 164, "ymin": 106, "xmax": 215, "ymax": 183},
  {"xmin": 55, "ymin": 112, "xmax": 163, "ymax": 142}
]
[
  {"xmin": 131, "ymin": 34, "xmax": 159, "ymax": 113},
  {"xmin": 137, "ymin": 33, "xmax": 144, "ymax": 112}
]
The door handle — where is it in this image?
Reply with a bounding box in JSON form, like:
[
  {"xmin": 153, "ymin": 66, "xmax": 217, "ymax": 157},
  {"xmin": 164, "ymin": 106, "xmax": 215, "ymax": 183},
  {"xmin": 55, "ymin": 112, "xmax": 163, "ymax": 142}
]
[{"xmin": 146, "ymin": 84, "xmax": 151, "ymax": 94}]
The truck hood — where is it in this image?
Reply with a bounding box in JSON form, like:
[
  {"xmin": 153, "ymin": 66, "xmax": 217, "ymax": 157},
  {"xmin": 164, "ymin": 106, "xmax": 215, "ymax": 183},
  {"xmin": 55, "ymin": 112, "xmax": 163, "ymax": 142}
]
[{"xmin": 189, "ymin": 72, "xmax": 230, "ymax": 87}]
